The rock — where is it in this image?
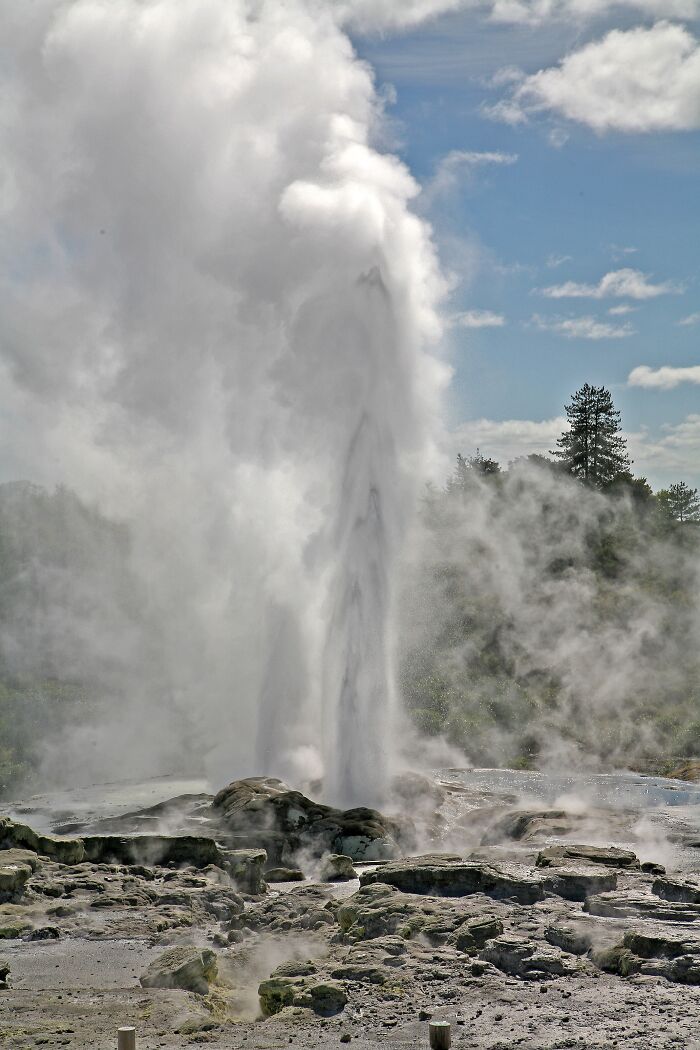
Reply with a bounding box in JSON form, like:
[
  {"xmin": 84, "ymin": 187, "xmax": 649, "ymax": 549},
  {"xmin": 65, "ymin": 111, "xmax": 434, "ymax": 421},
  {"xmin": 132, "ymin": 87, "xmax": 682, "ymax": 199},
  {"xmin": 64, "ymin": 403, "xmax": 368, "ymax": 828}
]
[
  {"xmin": 223, "ymin": 849, "xmax": 267, "ymax": 893},
  {"xmin": 652, "ymin": 875, "xmax": 700, "ymax": 904},
  {"xmin": 482, "ymin": 809, "xmax": 577, "ymax": 844},
  {"xmin": 0, "ymin": 920, "xmax": 31, "ymax": 939},
  {"xmin": 592, "ymin": 944, "xmax": 643, "ymax": 978},
  {"xmin": 0, "ymin": 817, "xmax": 84, "ymax": 865},
  {"xmin": 641, "ymin": 862, "xmax": 666, "ymax": 875},
  {"xmin": 545, "ymin": 924, "xmax": 592, "ymax": 956},
  {"xmin": 140, "ymin": 946, "xmax": 218, "ymax": 995},
  {"xmin": 359, "ymin": 855, "xmax": 544, "ymax": 905},
  {"xmin": 212, "ymin": 777, "xmax": 406, "ymax": 863},
  {"xmin": 541, "ymin": 866, "xmax": 617, "ymax": 902},
  {"xmin": 0, "ymin": 860, "xmax": 32, "ymax": 901},
  {"xmin": 0, "ymin": 848, "xmax": 39, "ymax": 873},
  {"xmin": 258, "ymin": 974, "xmax": 347, "ymax": 1016},
  {"xmin": 265, "ymin": 867, "xmax": 305, "ymax": 883},
  {"xmin": 593, "ymin": 931, "xmax": 700, "ymax": 984},
  {"xmin": 667, "ymin": 761, "xmax": 700, "ymax": 782},
  {"xmin": 452, "ymin": 916, "xmax": 504, "ymax": 953},
  {"xmin": 480, "ymin": 935, "xmax": 579, "ymax": 980},
  {"xmin": 82, "ymin": 834, "xmax": 223, "ymax": 869},
  {"xmin": 28, "ymin": 927, "xmax": 60, "ymax": 941},
  {"xmin": 320, "ymin": 855, "xmax": 357, "ymax": 882},
  {"xmin": 536, "ymin": 844, "xmax": 640, "ymax": 870},
  {"xmin": 585, "ymin": 892, "xmax": 700, "ymax": 922},
  {"xmin": 0, "ymin": 962, "xmax": 9, "ymax": 989},
  {"xmin": 330, "ymin": 963, "xmax": 386, "ymax": 985}
]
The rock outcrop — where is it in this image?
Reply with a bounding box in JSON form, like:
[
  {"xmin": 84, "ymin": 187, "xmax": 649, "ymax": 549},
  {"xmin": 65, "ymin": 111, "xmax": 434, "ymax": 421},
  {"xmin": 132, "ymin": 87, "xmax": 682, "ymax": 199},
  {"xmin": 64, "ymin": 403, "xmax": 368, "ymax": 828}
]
[
  {"xmin": 359, "ymin": 854, "xmax": 545, "ymax": 904},
  {"xmin": 140, "ymin": 946, "xmax": 218, "ymax": 995}
]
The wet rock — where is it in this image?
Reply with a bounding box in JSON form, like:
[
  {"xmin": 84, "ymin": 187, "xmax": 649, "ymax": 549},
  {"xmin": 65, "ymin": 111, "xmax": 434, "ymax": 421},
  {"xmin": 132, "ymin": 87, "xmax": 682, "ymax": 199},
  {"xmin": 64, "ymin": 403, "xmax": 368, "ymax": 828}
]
[
  {"xmin": 585, "ymin": 892, "xmax": 700, "ymax": 922},
  {"xmin": 212, "ymin": 777, "xmax": 405, "ymax": 863},
  {"xmin": 541, "ymin": 866, "xmax": 617, "ymax": 901},
  {"xmin": 359, "ymin": 854, "xmax": 544, "ymax": 904},
  {"xmin": 480, "ymin": 935, "xmax": 579, "ymax": 980},
  {"xmin": 652, "ymin": 875, "xmax": 700, "ymax": 904},
  {"xmin": 82, "ymin": 834, "xmax": 223, "ymax": 869},
  {"xmin": 0, "ymin": 817, "xmax": 84, "ymax": 865},
  {"xmin": 320, "ymin": 855, "xmax": 357, "ymax": 882},
  {"xmin": 140, "ymin": 946, "xmax": 218, "ymax": 994},
  {"xmin": 482, "ymin": 809, "xmax": 577, "ymax": 844},
  {"xmin": 536, "ymin": 844, "xmax": 640, "ymax": 870}
]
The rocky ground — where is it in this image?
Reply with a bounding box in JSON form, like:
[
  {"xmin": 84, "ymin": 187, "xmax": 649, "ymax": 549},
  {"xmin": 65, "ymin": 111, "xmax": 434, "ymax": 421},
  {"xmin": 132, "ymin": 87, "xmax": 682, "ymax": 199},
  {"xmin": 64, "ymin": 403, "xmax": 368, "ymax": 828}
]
[{"xmin": 2, "ymin": 773, "xmax": 700, "ymax": 1049}]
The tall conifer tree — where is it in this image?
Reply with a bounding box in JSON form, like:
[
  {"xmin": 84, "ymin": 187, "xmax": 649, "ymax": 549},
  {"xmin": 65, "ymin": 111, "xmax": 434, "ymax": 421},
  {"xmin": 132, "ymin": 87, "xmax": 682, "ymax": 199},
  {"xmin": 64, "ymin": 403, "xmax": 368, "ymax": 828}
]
[{"xmin": 552, "ymin": 384, "xmax": 631, "ymax": 487}]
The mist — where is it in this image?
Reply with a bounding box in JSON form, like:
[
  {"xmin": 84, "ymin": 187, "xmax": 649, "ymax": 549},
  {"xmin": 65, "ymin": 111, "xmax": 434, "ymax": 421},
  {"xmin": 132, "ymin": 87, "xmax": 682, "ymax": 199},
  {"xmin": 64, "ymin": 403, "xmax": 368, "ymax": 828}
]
[
  {"xmin": 0, "ymin": 0, "xmax": 448, "ymax": 804},
  {"xmin": 399, "ymin": 457, "xmax": 700, "ymax": 773}
]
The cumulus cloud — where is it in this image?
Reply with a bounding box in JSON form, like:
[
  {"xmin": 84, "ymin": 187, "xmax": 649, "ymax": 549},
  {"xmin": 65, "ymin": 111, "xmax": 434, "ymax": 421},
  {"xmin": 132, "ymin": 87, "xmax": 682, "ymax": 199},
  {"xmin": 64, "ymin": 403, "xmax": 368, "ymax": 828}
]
[
  {"xmin": 608, "ymin": 304, "xmax": 637, "ymax": 316},
  {"xmin": 532, "ymin": 314, "xmax": 634, "ymax": 339},
  {"xmin": 539, "ymin": 268, "xmax": 683, "ymax": 300},
  {"xmin": 450, "ymin": 416, "xmax": 566, "ymax": 464},
  {"xmin": 629, "ymin": 365, "xmax": 700, "ymax": 389},
  {"xmin": 679, "ymin": 312, "xmax": 700, "ymax": 326},
  {"xmin": 488, "ymin": 22, "xmax": 700, "ymax": 133},
  {"xmin": 452, "ymin": 309, "xmax": 506, "ymax": 328}
]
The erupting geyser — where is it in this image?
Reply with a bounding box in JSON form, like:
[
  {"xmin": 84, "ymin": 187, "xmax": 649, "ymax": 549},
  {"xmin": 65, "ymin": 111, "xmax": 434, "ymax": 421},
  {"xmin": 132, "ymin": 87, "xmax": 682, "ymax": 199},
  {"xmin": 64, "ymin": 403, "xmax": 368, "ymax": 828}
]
[{"xmin": 0, "ymin": 0, "xmax": 447, "ymax": 804}]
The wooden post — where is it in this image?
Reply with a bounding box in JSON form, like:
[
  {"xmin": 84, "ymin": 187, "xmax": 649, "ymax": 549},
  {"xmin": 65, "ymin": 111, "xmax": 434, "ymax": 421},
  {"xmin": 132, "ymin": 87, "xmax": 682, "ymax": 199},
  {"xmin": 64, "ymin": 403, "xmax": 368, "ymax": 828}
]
[
  {"xmin": 429, "ymin": 1021, "xmax": 451, "ymax": 1050},
  {"xmin": 117, "ymin": 1028, "xmax": 136, "ymax": 1050}
]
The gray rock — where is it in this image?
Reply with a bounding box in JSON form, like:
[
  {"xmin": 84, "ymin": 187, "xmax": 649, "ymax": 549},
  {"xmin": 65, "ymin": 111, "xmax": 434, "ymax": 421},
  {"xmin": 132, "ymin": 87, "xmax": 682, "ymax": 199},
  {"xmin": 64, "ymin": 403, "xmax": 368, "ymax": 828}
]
[
  {"xmin": 265, "ymin": 867, "xmax": 305, "ymax": 883},
  {"xmin": 452, "ymin": 916, "xmax": 504, "ymax": 953},
  {"xmin": 0, "ymin": 848, "xmax": 39, "ymax": 873},
  {"xmin": 359, "ymin": 854, "xmax": 544, "ymax": 904},
  {"xmin": 481, "ymin": 935, "xmax": 579, "ymax": 980},
  {"xmin": 140, "ymin": 946, "xmax": 217, "ymax": 995},
  {"xmin": 542, "ymin": 866, "xmax": 617, "ymax": 901},
  {"xmin": 545, "ymin": 924, "xmax": 592, "ymax": 956},
  {"xmin": 537, "ymin": 844, "xmax": 640, "ymax": 870},
  {"xmin": 482, "ymin": 809, "xmax": 577, "ymax": 844},
  {"xmin": 319, "ymin": 854, "xmax": 357, "ymax": 882},
  {"xmin": 0, "ymin": 860, "xmax": 32, "ymax": 901},
  {"xmin": 0, "ymin": 817, "xmax": 84, "ymax": 865},
  {"xmin": 258, "ymin": 974, "xmax": 347, "ymax": 1016},
  {"xmin": 585, "ymin": 891, "xmax": 700, "ymax": 922},
  {"xmin": 0, "ymin": 962, "xmax": 9, "ymax": 989},
  {"xmin": 652, "ymin": 875, "xmax": 700, "ymax": 904}
]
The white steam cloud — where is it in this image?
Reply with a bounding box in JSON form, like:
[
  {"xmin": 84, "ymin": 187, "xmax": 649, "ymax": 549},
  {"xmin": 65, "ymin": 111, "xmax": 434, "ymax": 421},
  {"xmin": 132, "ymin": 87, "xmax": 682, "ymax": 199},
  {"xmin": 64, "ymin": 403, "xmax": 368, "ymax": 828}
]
[{"xmin": 0, "ymin": 0, "xmax": 449, "ymax": 807}]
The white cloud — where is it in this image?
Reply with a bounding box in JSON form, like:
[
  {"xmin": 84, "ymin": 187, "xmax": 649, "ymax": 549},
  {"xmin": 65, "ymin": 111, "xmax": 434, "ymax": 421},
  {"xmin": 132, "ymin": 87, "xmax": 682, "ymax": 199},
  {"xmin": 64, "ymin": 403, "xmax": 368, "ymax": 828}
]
[
  {"xmin": 608, "ymin": 304, "xmax": 637, "ymax": 316},
  {"xmin": 628, "ymin": 365, "xmax": 700, "ymax": 389},
  {"xmin": 452, "ymin": 309, "xmax": 506, "ymax": 328},
  {"xmin": 540, "ymin": 268, "xmax": 682, "ymax": 300},
  {"xmin": 450, "ymin": 416, "xmax": 566, "ymax": 464},
  {"xmin": 423, "ymin": 149, "xmax": 518, "ymax": 203},
  {"xmin": 679, "ymin": 312, "xmax": 700, "ymax": 326},
  {"xmin": 547, "ymin": 253, "xmax": 573, "ymax": 268},
  {"xmin": 488, "ymin": 22, "xmax": 700, "ymax": 133},
  {"xmin": 532, "ymin": 314, "xmax": 634, "ymax": 339},
  {"xmin": 628, "ymin": 415, "xmax": 700, "ymax": 483}
]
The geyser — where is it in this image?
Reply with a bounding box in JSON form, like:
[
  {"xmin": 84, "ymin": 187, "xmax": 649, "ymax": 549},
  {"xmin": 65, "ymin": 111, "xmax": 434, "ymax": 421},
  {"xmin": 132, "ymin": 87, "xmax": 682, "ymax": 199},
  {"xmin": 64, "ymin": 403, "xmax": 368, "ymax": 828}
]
[{"xmin": 0, "ymin": 0, "xmax": 448, "ymax": 804}]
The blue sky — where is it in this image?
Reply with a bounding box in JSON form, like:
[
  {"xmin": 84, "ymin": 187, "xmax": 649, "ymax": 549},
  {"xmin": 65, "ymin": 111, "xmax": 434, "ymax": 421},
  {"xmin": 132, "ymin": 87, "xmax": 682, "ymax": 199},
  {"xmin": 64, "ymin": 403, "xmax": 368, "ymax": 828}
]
[{"xmin": 354, "ymin": 7, "xmax": 700, "ymax": 488}]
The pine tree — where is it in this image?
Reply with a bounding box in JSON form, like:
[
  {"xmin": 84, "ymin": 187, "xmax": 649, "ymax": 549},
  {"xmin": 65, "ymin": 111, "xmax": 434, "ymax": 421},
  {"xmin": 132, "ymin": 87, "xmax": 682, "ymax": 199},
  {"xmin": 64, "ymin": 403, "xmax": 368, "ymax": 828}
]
[
  {"xmin": 657, "ymin": 481, "xmax": 700, "ymax": 523},
  {"xmin": 552, "ymin": 384, "xmax": 631, "ymax": 487}
]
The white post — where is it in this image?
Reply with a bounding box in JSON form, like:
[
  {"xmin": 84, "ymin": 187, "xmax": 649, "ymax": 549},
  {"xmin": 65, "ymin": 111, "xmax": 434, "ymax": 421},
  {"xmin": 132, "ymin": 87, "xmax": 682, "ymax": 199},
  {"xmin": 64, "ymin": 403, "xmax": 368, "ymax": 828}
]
[{"xmin": 117, "ymin": 1027, "xmax": 136, "ymax": 1050}]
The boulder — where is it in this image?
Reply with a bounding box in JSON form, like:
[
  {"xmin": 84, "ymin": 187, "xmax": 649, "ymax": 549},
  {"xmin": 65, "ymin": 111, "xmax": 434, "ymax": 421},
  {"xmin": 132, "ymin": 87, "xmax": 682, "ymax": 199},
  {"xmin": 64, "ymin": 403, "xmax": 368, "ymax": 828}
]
[
  {"xmin": 536, "ymin": 844, "xmax": 640, "ymax": 870},
  {"xmin": 481, "ymin": 935, "xmax": 579, "ymax": 980},
  {"xmin": 359, "ymin": 854, "xmax": 544, "ymax": 905},
  {"xmin": 212, "ymin": 778, "xmax": 405, "ymax": 863},
  {"xmin": 0, "ymin": 962, "xmax": 9, "ymax": 990},
  {"xmin": 258, "ymin": 974, "xmax": 347, "ymax": 1016},
  {"xmin": 652, "ymin": 876, "xmax": 700, "ymax": 904},
  {"xmin": 585, "ymin": 891, "xmax": 700, "ymax": 922},
  {"xmin": 482, "ymin": 809, "xmax": 578, "ymax": 845},
  {"xmin": 593, "ymin": 930, "xmax": 700, "ymax": 984},
  {"xmin": 452, "ymin": 916, "xmax": 504, "ymax": 953},
  {"xmin": 265, "ymin": 867, "xmax": 305, "ymax": 883},
  {"xmin": 545, "ymin": 924, "xmax": 592, "ymax": 956},
  {"xmin": 140, "ymin": 946, "xmax": 218, "ymax": 995},
  {"xmin": 542, "ymin": 866, "xmax": 617, "ymax": 901},
  {"xmin": 0, "ymin": 848, "xmax": 39, "ymax": 873},
  {"xmin": 0, "ymin": 817, "xmax": 84, "ymax": 865},
  {"xmin": 319, "ymin": 854, "xmax": 357, "ymax": 882},
  {"xmin": 0, "ymin": 860, "xmax": 32, "ymax": 902}
]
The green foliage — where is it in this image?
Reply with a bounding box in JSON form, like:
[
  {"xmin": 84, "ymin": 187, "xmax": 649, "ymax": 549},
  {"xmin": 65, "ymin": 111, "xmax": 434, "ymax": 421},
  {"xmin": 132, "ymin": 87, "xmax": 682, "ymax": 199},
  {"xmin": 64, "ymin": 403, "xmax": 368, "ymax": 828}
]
[
  {"xmin": 657, "ymin": 482, "xmax": 700, "ymax": 523},
  {"xmin": 552, "ymin": 384, "xmax": 631, "ymax": 487}
]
